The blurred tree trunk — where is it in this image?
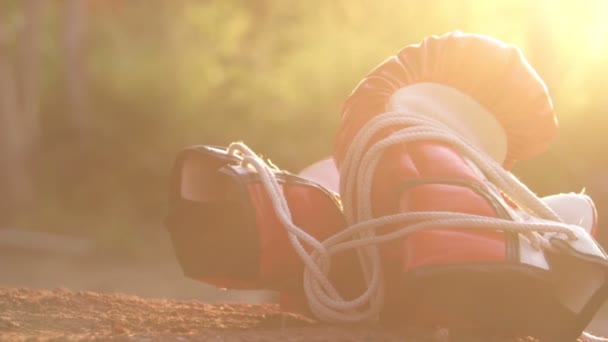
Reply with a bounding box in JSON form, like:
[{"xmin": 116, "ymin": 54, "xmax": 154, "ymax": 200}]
[
  {"xmin": 20, "ymin": 0, "xmax": 44, "ymax": 138},
  {"xmin": 63, "ymin": 0, "xmax": 89, "ymax": 133},
  {"xmin": 0, "ymin": 0, "xmax": 45, "ymax": 225},
  {"xmin": 0, "ymin": 14, "xmax": 22, "ymax": 225}
]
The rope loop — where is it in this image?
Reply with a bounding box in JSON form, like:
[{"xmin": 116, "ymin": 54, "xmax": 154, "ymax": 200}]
[{"xmin": 224, "ymin": 112, "xmax": 604, "ymax": 341}]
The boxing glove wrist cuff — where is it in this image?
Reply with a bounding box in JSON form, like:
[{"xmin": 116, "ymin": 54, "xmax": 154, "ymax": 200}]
[{"xmin": 388, "ymin": 82, "xmax": 508, "ymax": 164}]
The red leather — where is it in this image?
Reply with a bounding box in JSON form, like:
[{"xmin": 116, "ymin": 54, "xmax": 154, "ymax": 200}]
[
  {"xmin": 279, "ymin": 292, "xmax": 314, "ymax": 317},
  {"xmin": 248, "ymin": 182, "xmax": 347, "ymax": 290},
  {"xmin": 334, "ymin": 31, "xmax": 557, "ymax": 169},
  {"xmin": 371, "ymin": 142, "xmax": 505, "ymax": 275},
  {"xmin": 332, "ymin": 32, "xmax": 557, "ymax": 308},
  {"xmin": 245, "ymin": 181, "xmax": 361, "ymax": 314},
  {"xmin": 175, "ymin": 146, "xmax": 359, "ymax": 316}
]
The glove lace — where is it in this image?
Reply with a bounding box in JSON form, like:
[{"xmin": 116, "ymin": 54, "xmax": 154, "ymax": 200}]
[{"xmin": 226, "ymin": 111, "xmax": 603, "ymax": 341}]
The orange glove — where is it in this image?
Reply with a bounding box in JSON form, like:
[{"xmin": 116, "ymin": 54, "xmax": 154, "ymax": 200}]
[{"xmin": 331, "ymin": 31, "xmax": 607, "ymax": 341}]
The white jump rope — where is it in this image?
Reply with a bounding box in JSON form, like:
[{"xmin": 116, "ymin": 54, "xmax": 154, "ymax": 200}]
[{"xmin": 226, "ymin": 111, "xmax": 606, "ymax": 341}]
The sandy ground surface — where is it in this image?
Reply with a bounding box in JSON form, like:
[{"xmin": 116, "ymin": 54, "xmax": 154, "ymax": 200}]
[
  {"xmin": 1, "ymin": 229, "xmax": 607, "ymax": 341},
  {"xmin": 0, "ymin": 287, "xmax": 419, "ymax": 341}
]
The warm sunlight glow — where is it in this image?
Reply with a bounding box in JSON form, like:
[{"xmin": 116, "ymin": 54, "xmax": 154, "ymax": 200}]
[
  {"xmin": 537, "ymin": 0, "xmax": 608, "ymax": 62},
  {"xmin": 583, "ymin": 9, "xmax": 608, "ymax": 60},
  {"xmin": 4, "ymin": 0, "xmax": 608, "ymax": 254}
]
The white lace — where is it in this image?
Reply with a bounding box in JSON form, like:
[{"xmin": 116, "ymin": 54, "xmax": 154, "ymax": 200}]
[
  {"xmin": 583, "ymin": 331, "xmax": 608, "ymax": 342},
  {"xmin": 226, "ymin": 111, "xmax": 605, "ymax": 340}
]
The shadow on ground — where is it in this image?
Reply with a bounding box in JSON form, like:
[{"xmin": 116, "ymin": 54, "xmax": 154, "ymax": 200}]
[{"xmin": 1, "ymin": 228, "xmax": 607, "ymax": 340}]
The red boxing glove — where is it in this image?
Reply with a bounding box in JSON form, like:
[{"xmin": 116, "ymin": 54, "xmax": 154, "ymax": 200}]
[
  {"xmin": 166, "ymin": 145, "xmax": 362, "ymax": 316},
  {"xmin": 335, "ymin": 31, "xmax": 557, "ymax": 169},
  {"xmin": 331, "ymin": 31, "xmax": 608, "ymax": 341}
]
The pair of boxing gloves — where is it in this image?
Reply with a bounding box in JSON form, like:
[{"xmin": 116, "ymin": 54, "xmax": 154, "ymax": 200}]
[{"xmin": 166, "ymin": 32, "xmax": 608, "ymax": 341}]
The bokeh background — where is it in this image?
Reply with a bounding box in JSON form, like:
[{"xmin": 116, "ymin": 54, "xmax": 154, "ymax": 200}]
[{"xmin": 1, "ymin": 0, "xmax": 608, "ymax": 283}]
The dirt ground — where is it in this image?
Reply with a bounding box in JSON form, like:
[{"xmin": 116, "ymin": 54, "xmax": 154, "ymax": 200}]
[
  {"xmin": 1, "ymin": 287, "xmax": 606, "ymax": 342},
  {"xmin": 1, "ymin": 230, "xmax": 607, "ymax": 341},
  {"xmin": 0, "ymin": 287, "xmax": 402, "ymax": 341}
]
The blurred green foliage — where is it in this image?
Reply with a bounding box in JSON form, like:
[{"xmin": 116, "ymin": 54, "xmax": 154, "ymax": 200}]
[{"xmin": 4, "ymin": 0, "xmax": 608, "ymax": 244}]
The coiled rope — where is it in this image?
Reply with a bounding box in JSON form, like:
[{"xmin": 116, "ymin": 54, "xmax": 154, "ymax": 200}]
[{"xmin": 226, "ymin": 111, "xmax": 606, "ymax": 341}]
